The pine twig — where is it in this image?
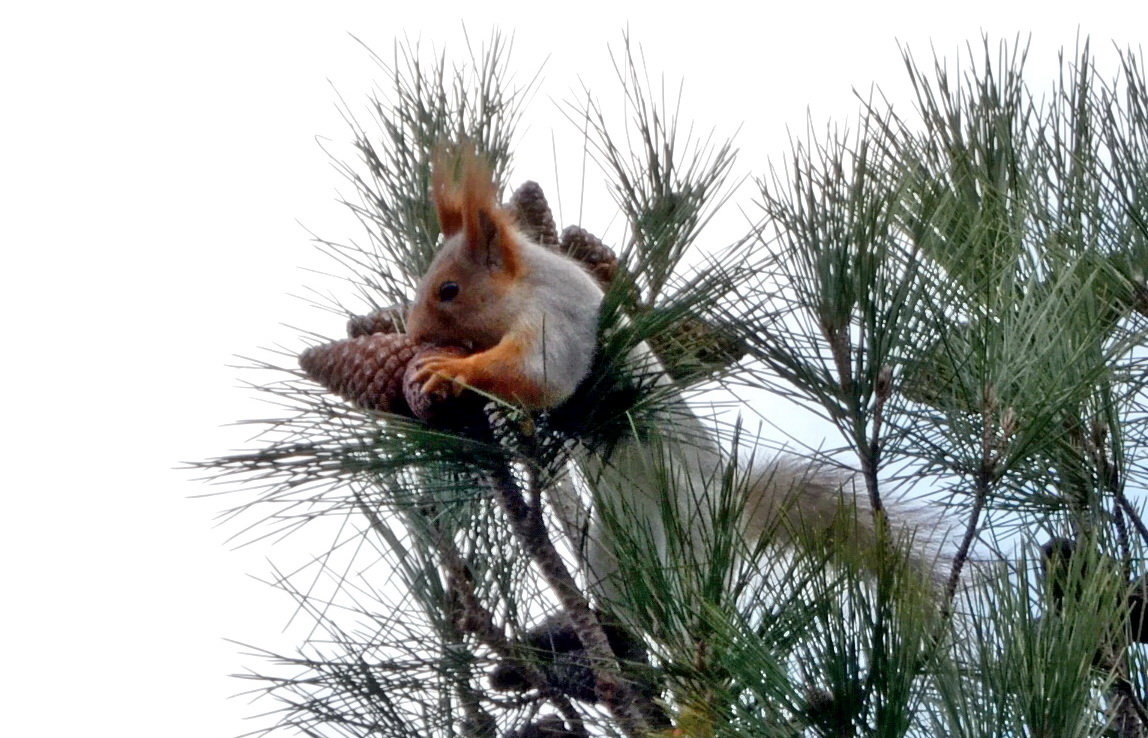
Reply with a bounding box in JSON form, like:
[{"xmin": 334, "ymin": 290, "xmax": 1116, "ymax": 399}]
[
  {"xmin": 354, "ymin": 487, "xmax": 591, "ymax": 736},
  {"xmin": 1116, "ymin": 490, "xmax": 1148, "ymax": 551}
]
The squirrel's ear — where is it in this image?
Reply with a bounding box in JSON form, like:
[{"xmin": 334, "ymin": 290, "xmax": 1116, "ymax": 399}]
[{"xmin": 465, "ymin": 202, "xmax": 521, "ymax": 276}]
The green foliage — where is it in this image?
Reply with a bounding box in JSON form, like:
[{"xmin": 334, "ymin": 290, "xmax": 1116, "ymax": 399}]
[
  {"xmin": 572, "ymin": 34, "xmax": 740, "ymax": 307},
  {"xmin": 319, "ymin": 33, "xmax": 529, "ymax": 310},
  {"xmin": 204, "ymin": 32, "xmax": 1148, "ymax": 738}
]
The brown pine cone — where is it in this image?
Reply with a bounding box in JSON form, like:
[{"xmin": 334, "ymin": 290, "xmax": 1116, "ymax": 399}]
[
  {"xmin": 509, "ymin": 181, "xmax": 559, "ymax": 247},
  {"xmin": 402, "ymin": 345, "xmax": 486, "ymax": 426},
  {"xmin": 299, "ymin": 332, "xmax": 418, "ymax": 415},
  {"xmin": 347, "ymin": 305, "xmax": 405, "ymax": 338},
  {"xmin": 646, "ymin": 315, "xmax": 747, "ymax": 381},
  {"xmin": 559, "ymin": 225, "xmax": 618, "ymax": 287}
]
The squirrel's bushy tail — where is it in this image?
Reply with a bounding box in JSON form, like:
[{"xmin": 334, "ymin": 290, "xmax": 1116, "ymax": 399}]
[
  {"xmin": 740, "ymin": 456, "xmax": 947, "ymax": 584},
  {"xmin": 567, "ymin": 395, "xmax": 946, "ymax": 606}
]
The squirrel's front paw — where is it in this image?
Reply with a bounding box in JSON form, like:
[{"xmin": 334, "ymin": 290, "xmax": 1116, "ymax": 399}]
[{"xmin": 412, "ymin": 349, "xmax": 474, "ymax": 397}]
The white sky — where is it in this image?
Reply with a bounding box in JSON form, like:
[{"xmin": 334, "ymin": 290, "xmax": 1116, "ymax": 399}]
[{"xmin": 1, "ymin": 2, "xmax": 1142, "ymax": 736}]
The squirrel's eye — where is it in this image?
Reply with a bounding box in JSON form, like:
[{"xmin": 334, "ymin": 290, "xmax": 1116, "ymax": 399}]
[{"xmin": 438, "ymin": 281, "xmax": 460, "ymax": 302}]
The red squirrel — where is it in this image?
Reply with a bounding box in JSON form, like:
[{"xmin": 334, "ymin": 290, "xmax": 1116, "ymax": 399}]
[
  {"xmin": 407, "ymin": 148, "xmax": 601, "ymax": 409},
  {"xmin": 407, "ymin": 146, "xmax": 941, "ymax": 604}
]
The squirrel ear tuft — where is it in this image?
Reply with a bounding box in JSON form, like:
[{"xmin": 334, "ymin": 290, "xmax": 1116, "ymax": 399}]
[
  {"xmin": 432, "ymin": 145, "xmax": 465, "ymax": 238},
  {"xmin": 432, "ymin": 141, "xmax": 520, "ymax": 274}
]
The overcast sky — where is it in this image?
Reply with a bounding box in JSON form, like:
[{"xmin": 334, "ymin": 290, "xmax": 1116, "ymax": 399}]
[{"xmin": 1, "ymin": 2, "xmax": 1141, "ymax": 736}]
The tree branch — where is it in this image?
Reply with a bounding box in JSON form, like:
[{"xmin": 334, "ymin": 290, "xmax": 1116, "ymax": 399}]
[{"xmin": 485, "ymin": 461, "xmax": 655, "ymax": 737}]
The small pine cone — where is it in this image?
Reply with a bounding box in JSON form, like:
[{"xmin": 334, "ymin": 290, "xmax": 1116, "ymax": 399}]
[
  {"xmin": 509, "ymin": 181, "xmax": 559, "ymax": 247},
  {"xmin": 647, "ymin": 315, "xmax": 747, "ymax": 381},
  {"xmin": 803, "ymin": 686, "xmax": 837, "ymax": 726},
  {"xmin": 299, "ymin": 333, "xmax": 417, "ymax": 415},
  {"xmin": 347, "ymin": 305, "xmax": 406, "ymax": 338},
  {"xmin": 402, "ymin": 345, "xmax": 486, "ymax": 427},
  {"xmin": 489, "ymin": 611, "xmax": 650, "ymax": 705},
  {"xmin": 559, "ymin": 225, "xmax": 618, "ymax": 287}
]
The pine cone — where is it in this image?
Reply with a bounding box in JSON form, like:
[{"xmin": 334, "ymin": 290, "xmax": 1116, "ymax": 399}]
[
  {"xmin": 559, "ymin": 225, "xmax": 618, "ymax": 287},
  {"xmin": 803, "ymin": 687, "xmax": 838, "ymax": 726},
  {"xmin": 488, "ymin": 612, "xmax": 651, "ymax": 705},
  {"xmin": 347, "ymin": 305, "xmax": 405, "ymax": 338},
  {"xmin": 299, "ymin": 333, "xmax": 418, "ymax": 414},
  {"xmin": 509, "ymin": 181, "xmax": 559, "ymax": 247},
  {"xmin": 646, "ymin": 315, "xmax": 747, "ymax": 381},
  {"xmin": 402, "ymin": 345, "xmax": 487, "ymax": 427}
]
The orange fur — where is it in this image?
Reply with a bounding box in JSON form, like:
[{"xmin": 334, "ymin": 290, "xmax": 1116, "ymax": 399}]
[
  {"xmin": 413, "ymin": 331, "xmax": 549, "ymax": 408},
  {"xmin": 432, "ymin": 144, "xmax": 520, "ymax": 277}
]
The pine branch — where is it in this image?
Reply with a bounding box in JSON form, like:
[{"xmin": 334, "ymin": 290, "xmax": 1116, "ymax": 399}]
[{"xmin": 483, "ymin": 454, "xmax": 655, "ymax": 737}]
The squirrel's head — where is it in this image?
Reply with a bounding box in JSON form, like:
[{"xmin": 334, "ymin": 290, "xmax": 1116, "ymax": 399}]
[{"xmin": 407, "ymin": 145, "xmax": 523, "ymax": 351}]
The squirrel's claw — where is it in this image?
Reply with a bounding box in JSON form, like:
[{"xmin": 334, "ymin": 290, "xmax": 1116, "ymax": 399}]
[{"xmin": 413, "ymin": 352, "xmax": 471, "ymax": 397}]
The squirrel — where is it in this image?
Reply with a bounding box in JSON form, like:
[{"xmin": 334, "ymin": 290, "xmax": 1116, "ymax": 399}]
[
  {"xmin": 407, "ymin": 148, "xmax": 602, "ymax": 410},
  {"xmin": 407, "ymin": 145, "xmax": 941, "ymax": 607}
]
